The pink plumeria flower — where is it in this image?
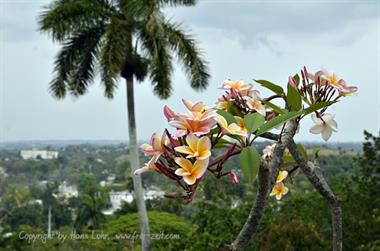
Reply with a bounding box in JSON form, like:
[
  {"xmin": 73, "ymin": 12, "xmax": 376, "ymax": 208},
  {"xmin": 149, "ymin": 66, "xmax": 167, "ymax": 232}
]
[
  {"xmin": 139, "ymin": 132, "xmax": 167, "ymax": 157},
  {"xmin": 169, "ymin": 115, "xmax": 216, "ymax": 137},
  {"xmin": 309, "ymin": 69, "xmax": 357, "ymax": 96},
  {"xmin": 309, "ymin": 113, "xmax": 338, "ymax": 141},
  {"xmin": 134, "ymin": 155, "xmax": 159, "ymax": 175},
  {"xmin": 174, "ymin": 157, "xmax": 209, "ymax": 185},
  {"xmin": 220, "ymin": 80, "xmax": 252, "ymax": 92}
]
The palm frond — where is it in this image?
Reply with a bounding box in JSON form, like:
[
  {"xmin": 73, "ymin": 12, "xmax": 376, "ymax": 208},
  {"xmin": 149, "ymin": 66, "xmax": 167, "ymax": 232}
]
[
  {"xmin": 158, "ymin": 0, "xmax": 197, "ymax": 7},
  {"xmin": 38, "ymin": 0, "xmax": 113, "ymax": 42},
  {"xmin": 49, "ymin": 25, "xmax": 104, "ymax": 98},
  {"xmin": 163, "ymin": 21, "xmax": 210, "ymax": 91},
  {"xmin": 138, "ymin": 15, "xmax": 173, "ymax": 99}
]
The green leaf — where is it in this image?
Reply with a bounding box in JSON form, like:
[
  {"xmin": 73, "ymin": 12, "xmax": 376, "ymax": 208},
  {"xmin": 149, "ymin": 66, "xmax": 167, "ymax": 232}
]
[
  {"xmin": 240, "ymin": 146, "xmax": 260, "ymax": 182},
  {"xmin": 244, "ymin": 113, "xmax": 265, "ymax": 134},
  {"xmin": 256, "ymin": 111, "xmax": 302, "ymax": 136},
  {"xmin": 287, "ymin": 83, "xmax": 302, "ymax": 111},
  {"xmin": 262, "ymin": 100, "xmax": 285, "ymax": 114},
  {"xmin": 217, "ymin": 109, "xmax": 236, "ymax": 124},
  {"xmin": 296, "ymin": 143, "xmax": 308, "ymax": 160},
  {"xmin": 255, "ymin": 80, "xmax": 284, "ymax": 95},
  {"xmin": 303, "ymin": 101, "xmax": 336, "ymax": 116},
  {"xmin": 227, "ymin": 101, "xmax": 243, "ymax": 117}
]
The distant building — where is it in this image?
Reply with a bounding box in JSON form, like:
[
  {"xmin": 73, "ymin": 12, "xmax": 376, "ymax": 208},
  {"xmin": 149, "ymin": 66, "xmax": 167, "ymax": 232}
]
[
  {"xmin": 57, "ymin": 181, "xmax": 78, "ymax": 198},
  {"xmin": 99, "ymin": 174, "xmax": 116, "ymax": 187},
  {"xmin": 102, "ymin": 188, "xmax": 165, "ymax": 215},
  {"xmin": 20, "ymin": 149, "xmax": 59, "ymax": 160}
]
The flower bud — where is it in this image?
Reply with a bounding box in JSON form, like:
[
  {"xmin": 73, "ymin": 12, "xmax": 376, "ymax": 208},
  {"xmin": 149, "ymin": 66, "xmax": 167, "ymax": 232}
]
[{"xmin": 230, "ymin": 170, "xmax": 239, "ymax": 185}]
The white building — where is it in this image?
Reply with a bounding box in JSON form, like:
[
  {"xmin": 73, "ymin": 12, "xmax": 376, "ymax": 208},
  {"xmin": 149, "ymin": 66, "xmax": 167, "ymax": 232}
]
[
  {"xmin": 20, "ymin": 149, "xmax": 59, "ymax": 160},
  {"xmin": 102, "ymin": 190, "xmax": 134, "ymax": 215},
  {"xmin": 57, "ymin": 181, "xmax": 78, "ymax": 198},
  {"xmin": 102, "ymin": 188, "xmax": 165, "ymax": 215}
]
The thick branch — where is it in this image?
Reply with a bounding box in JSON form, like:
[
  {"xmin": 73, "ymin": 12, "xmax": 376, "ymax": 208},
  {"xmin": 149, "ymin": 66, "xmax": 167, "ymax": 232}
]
[
  {"xmin": 229, "ymin": 164, "xmax": 270, "ymax": 250},
  {"xmin": 227, "ymin": 121, "xmax": 298, "ymax": 251},
  {"xmin": 287, "ymin": 139, "xmax": 343, "ymax": 251}
]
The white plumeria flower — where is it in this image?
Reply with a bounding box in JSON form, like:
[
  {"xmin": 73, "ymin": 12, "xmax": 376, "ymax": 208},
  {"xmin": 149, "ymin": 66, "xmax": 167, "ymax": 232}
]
[{"xmin": 309, "ymin": 113, "xmax": 338, "ymax": 141}]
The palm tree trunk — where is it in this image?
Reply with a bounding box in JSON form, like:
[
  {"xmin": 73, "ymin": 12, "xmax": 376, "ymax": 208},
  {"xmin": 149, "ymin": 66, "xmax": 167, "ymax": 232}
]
[
  {"xmin": 126, "ymin": 76, "xmax": 151, "ymax": 251},
  {"xmin": 48, "ymin": 205, "xmax": 52, "ymax": 238}
]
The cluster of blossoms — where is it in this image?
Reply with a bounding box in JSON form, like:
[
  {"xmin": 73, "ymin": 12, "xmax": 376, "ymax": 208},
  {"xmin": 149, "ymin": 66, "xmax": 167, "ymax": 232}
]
[{"xmin": 135, "ymin": 67, "xmax": 357, "ymax": 201}]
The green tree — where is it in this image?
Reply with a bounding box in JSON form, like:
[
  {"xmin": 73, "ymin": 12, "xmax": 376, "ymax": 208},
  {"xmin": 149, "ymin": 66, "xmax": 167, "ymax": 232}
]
[
  {"xmin": 38, "ymin": 1, "xmax": 209, "ymax": 249},
  {"xmin": 74, "ymin": 194, "xmax": 108, "ymax": 231}
]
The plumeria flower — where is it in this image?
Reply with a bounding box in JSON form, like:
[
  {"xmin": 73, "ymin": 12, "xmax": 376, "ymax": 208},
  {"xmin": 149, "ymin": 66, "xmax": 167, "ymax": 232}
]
[
  {"xmin": 270, "ymin": 182, "xmax": 289, "ymax": 200},
  {"xmin": 220, "ymin": 80, "xmax": 252, "ymax": 92},
  {"xmin": 309, "ymin": 113, "xmax": 338, "ymax": 141},
  {"xmin": 139, "ymin": 132, "xmax": 167, "ymax": 157},
  {"xmin": 169, "ymin": 115, "xmax": 216, "ymax": 137},
  {"xmin": 134, "ymin": 156, "xmax": 159, "ymax": 175},
  {"xmin": 174, "ymin": 134, "xmax": 211, "ymax": 160},
  {"xmin": 245, "ymin": 96, "xmax": 266, "ymax": 116},
  {"xmin": 174, "ymin": 157, "xmax": 209, "ymax": 185},
  {"xmin": 216, "ymin": 115, "xmax": 247, "ymax": 138},
  {"xmin": 309, "ymin": 69, "xmax": 358, "ymax": 96},
  {"xmin": 276, "ymin": 170, "xmax": 288, "ymax": 183}
]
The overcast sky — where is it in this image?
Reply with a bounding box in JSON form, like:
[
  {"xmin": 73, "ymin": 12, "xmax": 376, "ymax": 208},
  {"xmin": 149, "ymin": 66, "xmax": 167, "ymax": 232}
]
[{"xmin": 0, "ymin": 0, "xmax": 379, "ymax": 143}]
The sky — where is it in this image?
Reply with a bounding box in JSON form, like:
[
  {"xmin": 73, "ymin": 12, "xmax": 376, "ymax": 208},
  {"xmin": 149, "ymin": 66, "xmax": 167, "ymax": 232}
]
[{"xmin": 0, "ymin": 0, "xmax": 379, "ymax": 143}]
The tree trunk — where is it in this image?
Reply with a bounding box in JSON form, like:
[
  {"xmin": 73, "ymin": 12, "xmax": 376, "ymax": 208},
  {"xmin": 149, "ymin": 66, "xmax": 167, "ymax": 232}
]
[
  {"xmin": 125, "ymin": 77, "xmax": 151, "ymax": 251},
  {"xmin": 48, "ymin": 205, "xmax": 52, "ymax": 238}
]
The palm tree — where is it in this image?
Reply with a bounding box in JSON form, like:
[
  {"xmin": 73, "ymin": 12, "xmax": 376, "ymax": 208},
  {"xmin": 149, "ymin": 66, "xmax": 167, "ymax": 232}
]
[
  {"xmin": 38, "ymin": 1, "xmax": 209, "ymax": 250},
  {"xmin": 74, "ymin": 194, "xmax": 108, "ymax": 231},
  {"xmin": 41, "ymin": 182, "xmax": 58, "ymax": 238}
]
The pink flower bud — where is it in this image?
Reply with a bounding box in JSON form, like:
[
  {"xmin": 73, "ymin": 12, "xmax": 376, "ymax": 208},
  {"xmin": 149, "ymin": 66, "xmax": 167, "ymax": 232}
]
[
  {"xmin": 230, "ymin": 170, "xmax": 239, "ymax": 185},
  {"xmin": 288, "ymin": 76, "xmax": 298, "ymax": 90}
]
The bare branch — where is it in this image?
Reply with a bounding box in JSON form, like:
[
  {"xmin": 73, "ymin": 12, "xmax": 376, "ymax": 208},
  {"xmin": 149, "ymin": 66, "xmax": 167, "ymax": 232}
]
[{"xmin": 287, "ymin": 139, "xmax": 343, "ymax": 251}]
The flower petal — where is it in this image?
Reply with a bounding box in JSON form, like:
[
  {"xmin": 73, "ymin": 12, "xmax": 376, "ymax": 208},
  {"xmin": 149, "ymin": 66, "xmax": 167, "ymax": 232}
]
[
  {"xmin": 311, "ymin": 114, "xmax": 322, "ymax": 125},
  {"xmin": 186, "ymin": 133, "xmax": 199, "ymax": 152},
  {"xmin": 174, "ymin": 157, "xmax": 193, "ymax": 172},
  {"xmin": 174, "ymin": 146, "xmax": 194, "ymax": 155},
  {"xmin": 193, "ymin": 159, "xmax": 209, "ymax": 179},
  {"xmin": 309, "ymin": 124, "xmax": 323, "ymax": 134},
  {"xmin": 175, "ymin": 168, "xmax": 191, "ymax": 176},
  {"xmin": 321, "ymin": 127, "xmax": 333, "ymax": 141},
  {"xmin": 183, "ymin": 175, "xmax": 197, "ymax": 185}
]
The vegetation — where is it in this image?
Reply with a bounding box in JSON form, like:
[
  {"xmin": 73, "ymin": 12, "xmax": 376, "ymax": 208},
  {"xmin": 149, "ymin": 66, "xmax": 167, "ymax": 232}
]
[
  {"xmin": 0, "ymin": 131, "xmax": 378, "ymax": 250},
  {"xmin": 38, "ymin": 0, "xmax": 210, "ymax": 249}
]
